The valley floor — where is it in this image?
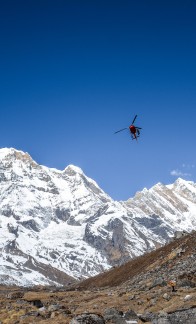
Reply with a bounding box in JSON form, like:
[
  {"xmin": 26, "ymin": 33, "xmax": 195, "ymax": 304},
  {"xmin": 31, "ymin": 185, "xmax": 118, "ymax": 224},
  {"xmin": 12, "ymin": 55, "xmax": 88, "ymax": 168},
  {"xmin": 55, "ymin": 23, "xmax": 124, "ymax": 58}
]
[{"xmin": 0, "ymin": 284, "xmax": 195, "ymax": 323}]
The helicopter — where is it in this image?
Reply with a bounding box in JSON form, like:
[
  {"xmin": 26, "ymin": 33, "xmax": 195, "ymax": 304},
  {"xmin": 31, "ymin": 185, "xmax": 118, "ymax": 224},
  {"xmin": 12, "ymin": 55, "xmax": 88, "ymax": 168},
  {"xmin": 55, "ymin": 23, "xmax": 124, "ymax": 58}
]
[{"xmin": 114, "ymin": 115, "xmax": 142, "ymax": 140}]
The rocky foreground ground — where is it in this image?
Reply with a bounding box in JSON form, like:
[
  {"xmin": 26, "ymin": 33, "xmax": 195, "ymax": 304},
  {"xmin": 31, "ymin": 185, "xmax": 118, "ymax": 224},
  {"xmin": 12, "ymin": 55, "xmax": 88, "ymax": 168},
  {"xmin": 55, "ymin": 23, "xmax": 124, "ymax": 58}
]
[{"xmin": 0, "ymin": 231, "xmax": 195, "ymax": 324}]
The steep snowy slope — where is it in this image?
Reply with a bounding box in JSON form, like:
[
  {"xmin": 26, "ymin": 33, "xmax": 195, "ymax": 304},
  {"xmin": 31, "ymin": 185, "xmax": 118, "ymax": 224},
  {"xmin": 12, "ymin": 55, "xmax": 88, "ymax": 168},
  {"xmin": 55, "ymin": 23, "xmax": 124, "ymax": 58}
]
[
  {"xmin": 123, "ymin": 180, "xmax": 196, "ymax": 237},
  {"xmin": 0, "ymin": 148, "xmax": 195, "ymax": 286}
]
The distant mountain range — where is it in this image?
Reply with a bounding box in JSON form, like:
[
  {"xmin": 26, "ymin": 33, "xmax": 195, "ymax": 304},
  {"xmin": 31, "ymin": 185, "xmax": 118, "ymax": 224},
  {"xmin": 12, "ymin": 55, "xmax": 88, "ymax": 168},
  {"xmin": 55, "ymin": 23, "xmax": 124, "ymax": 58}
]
[{"xmin": 0, "ymin": 148, "xmax": 195, "ymax": 286}]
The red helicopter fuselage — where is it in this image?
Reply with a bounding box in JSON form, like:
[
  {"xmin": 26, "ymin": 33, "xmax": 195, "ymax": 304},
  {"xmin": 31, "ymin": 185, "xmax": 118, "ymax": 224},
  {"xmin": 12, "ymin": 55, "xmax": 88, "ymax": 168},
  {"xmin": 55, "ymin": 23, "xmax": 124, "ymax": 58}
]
[
  {"xmin": 129, "ymin": 125, "xmax": 136, "ymax": 134},
  {"xmin": 129, "ymin": 125, "xmax": 137, "ymax": 139}
]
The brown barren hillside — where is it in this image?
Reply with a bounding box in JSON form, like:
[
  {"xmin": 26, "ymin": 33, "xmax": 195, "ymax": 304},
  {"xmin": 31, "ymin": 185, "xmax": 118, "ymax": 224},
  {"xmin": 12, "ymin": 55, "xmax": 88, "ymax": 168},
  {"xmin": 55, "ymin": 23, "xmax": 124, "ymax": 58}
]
[
  {"xmin": 0, "ymin": 231, "xmax": 195, "ymax": 323},
  {"xmin": 75, "ymin": 230, "xmax": 196, "ymax": 290}
]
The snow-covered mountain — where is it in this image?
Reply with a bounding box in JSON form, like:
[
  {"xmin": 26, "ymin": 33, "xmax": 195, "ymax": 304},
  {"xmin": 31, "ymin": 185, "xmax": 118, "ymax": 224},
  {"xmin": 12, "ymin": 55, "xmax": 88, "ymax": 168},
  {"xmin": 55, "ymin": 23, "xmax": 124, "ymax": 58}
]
[{"xmin": 0, "ymin": 148, "xmax": 195, "ymax": 286}]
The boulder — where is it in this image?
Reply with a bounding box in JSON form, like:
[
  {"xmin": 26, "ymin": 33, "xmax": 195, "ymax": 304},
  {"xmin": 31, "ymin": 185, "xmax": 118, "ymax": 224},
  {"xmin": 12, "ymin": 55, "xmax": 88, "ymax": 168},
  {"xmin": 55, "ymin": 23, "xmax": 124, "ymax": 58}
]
[{"xmin": 70, "ymin": 313, "xmax": 105, "ymax": 324}]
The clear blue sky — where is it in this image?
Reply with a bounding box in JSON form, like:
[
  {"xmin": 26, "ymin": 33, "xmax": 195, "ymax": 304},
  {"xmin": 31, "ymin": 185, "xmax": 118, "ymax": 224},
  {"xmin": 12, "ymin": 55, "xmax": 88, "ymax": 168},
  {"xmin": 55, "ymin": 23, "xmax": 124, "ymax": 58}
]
[{"xmin": 0, "ymin": 0, "xmax": 195, "ymax": 200}]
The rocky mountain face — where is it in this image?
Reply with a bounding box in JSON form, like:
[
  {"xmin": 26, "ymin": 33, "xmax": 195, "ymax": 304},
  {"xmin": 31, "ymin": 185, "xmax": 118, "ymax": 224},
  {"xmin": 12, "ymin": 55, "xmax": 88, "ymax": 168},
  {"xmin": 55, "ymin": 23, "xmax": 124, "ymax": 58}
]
[{"xmin": 0, "ymin": 148, "xmax": 196, "ymax": 286}]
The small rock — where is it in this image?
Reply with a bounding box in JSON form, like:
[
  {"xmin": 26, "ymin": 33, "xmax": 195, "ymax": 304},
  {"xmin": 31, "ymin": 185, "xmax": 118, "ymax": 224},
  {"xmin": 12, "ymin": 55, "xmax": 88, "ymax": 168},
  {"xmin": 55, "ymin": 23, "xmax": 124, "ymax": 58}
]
[
  {"xmin": 104, "ymin": 307, "xmax": 123, "ymax": 317},
  {"xmin": 31, "ymin": 299, "xmax": 44, "ymax": 308},
  {"xmin": 138, "ymin": 312, "xmax": 156, "ymax": 322},
  {"xmin": 179, "ymin": 280, "xmax": 195, "ymax": 288},
  {"xmin": 128, "ymin": 295, "xmax": 135, "ymax": 300},
  {"xmin": 149, "ymin": 298, "xmax": 157, "ymax": 306},
  {"xmin": 124, "ymin": 309, "xmax": 138, "ymax": 320},
  {"xmin": 104, "ymin": 307, "xmax": 124, "ymax": 323},
  {"xmin": 48, "ymin": 304, "xmax": 61, "ymax": 312},
  {"xmin": 50, "ymin": 311, "xmax": 58, "ymax": 318},
  {"xmin": 184, "ymin": 294, "xmax": 192, "ymax": 301},
  {"xmin": 38, "ymin": 306, "xmax": 46, "ymax": 312},
  {"xmin": 63, "ymin": 308, "xmax": 72, "ymax": 315},
  {"xmin": 70, "ymin": 313, "xmax": 105, "ymax": 324},
  {"xmin": 137, "ymin": 300, "xmax": 144, "ymax": 305},
  {"xmin": 162, "ymin": 293, "xmax": 170, "ymax": 301},
  {"xmin": 151, "ymin": 278, "xmax": 167, "ymax": 288},
  {"xmin": 158, "ymin": 311, "xmax": 168, "ymax": 317}
]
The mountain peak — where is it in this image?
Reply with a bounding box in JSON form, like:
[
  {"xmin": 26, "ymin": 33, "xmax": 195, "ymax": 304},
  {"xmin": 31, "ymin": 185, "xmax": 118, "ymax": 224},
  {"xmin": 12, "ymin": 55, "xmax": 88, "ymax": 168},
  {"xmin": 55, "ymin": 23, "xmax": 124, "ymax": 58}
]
[
  {"xmin": 175, "ymin": 177, "xmax": 190, "ymax": 184},
  {"xmin": 0, "ymin": 147, "xmax": 36, "ymax": 165},
  {"xmin": 64, "ymin": 164, "xmax": 84, "ymax": 175},
  {"xmin": 0, "ymin": 147, "xmax": 20, "ymax": 157}
]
